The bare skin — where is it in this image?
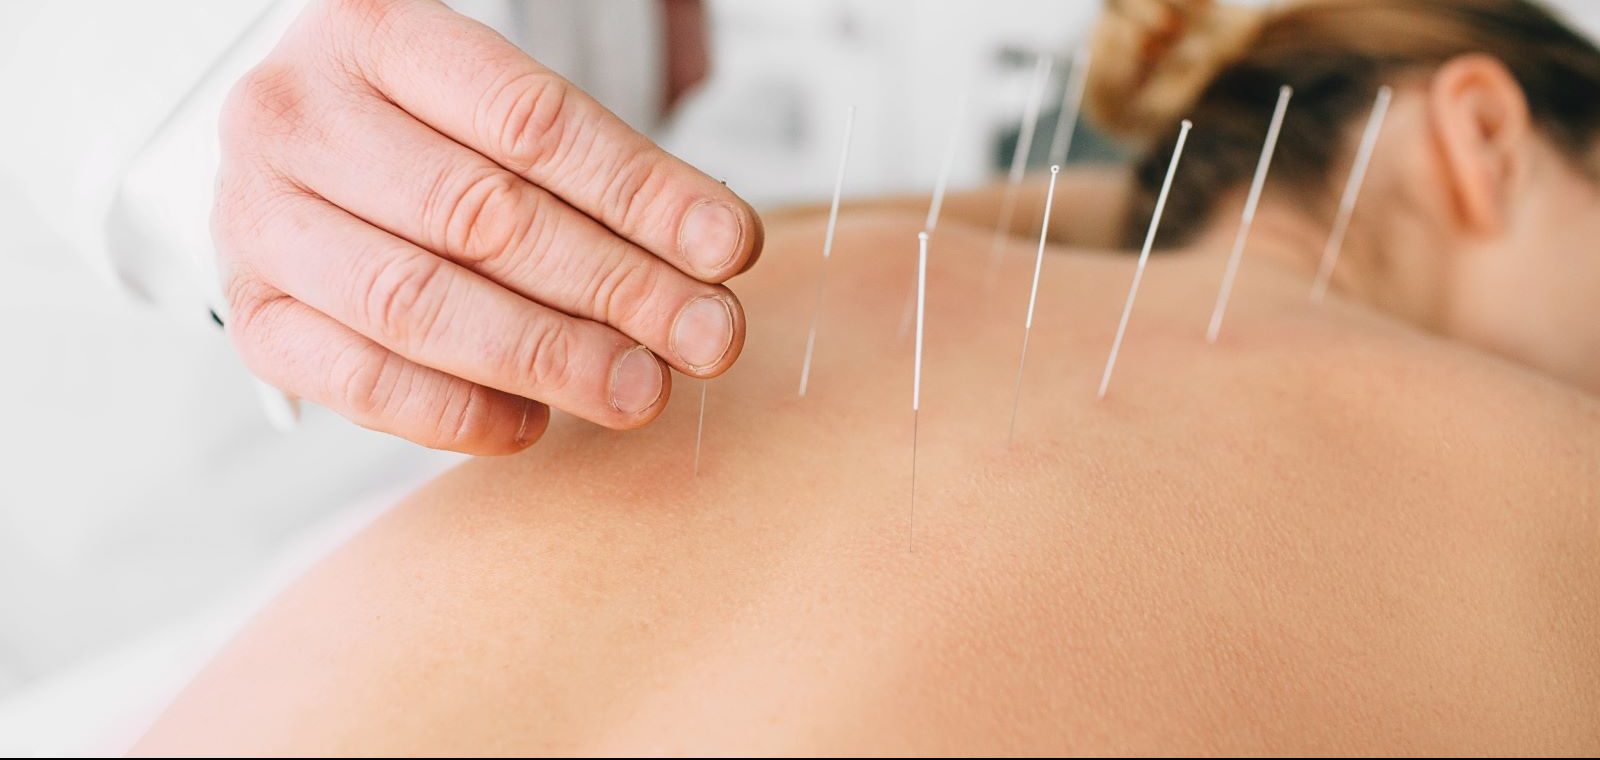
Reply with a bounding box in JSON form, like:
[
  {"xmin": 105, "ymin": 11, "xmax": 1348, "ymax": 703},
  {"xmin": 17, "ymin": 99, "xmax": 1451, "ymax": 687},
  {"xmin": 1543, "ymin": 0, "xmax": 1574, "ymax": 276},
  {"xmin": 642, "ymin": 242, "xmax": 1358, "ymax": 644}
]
[{"xmin": 135, "ymin": 211, "xmax": 1600, "ymax": 755}]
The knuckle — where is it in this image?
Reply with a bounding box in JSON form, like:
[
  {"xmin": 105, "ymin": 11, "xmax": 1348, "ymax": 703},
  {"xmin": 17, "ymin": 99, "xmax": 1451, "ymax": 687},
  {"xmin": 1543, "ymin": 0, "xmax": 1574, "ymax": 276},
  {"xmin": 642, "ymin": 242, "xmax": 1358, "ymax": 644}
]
[
  {"xmin": 319, "ymin": 0, "xmax": 400, "ymax": 34},
  {"xmin": 221, "ymin": 277, "xmax": 301, "ymax": 384},
  {"xmin": 515, "ymin": 318, "xmax": 577, "ymax": 397},
  {"xmin": 222, "ymin": 274, "xmax": 281, "ymax": 348},
  {"xmin": 477, "ymin": 71, "xmax": 577, "ymax": 172},
  {"xmin": 312, "ymin": 0, "xmax": 404, "ymax": 80},
  {"xmin": 211, "ymin": 179, "xmax": 301, "ymax": 274},
  {"xmin": 598, "ymin": 147, "xmax": 665, "ymax": 236},
  {"xmin": 222, "ymin": 63, "xmax": 312, "ymax": 147},
  {"xmin": 593, "ymin": 253, "xmax": 667, "ymax": 330},
  {"xmin": 327, "ymin": 340, "xmax": 396, "ymax": 421},
  {"xmin": 433, "ymin": 381, "xmax": 492, "ymax": 450},
  {"xmin": 358, "ymin": 251, "xmax": 452, "ymax": 350},
  {"xmin": 595, "ymin": 148, "xmax": 662, "ymax": 241},
  {"xmin": 426, "ymin": 167, "xmax": 536, "ymax": 269}
]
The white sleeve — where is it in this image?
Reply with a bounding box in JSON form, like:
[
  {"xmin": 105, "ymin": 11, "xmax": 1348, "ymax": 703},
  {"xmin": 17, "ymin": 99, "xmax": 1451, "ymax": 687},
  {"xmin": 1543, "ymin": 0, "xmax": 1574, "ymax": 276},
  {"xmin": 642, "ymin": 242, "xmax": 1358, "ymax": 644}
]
[{"xmin": 0, "ymin": 0, "xmax": 293, "ymax": 319}]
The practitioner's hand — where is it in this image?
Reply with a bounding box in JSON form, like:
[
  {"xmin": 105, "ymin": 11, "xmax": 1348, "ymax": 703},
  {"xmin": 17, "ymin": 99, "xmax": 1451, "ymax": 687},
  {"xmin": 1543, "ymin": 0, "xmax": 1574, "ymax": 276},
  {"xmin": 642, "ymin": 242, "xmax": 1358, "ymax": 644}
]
[{"xmin": 214, "ymin": 0, "xmax": 762, "ymax": 453}]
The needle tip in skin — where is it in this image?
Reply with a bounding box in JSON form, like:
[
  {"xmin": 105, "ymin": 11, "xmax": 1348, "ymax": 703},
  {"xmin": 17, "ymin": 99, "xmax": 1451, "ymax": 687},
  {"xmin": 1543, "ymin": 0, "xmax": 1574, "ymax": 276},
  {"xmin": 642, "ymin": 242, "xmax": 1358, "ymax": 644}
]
[{"xmin": 692, "ymin": 379, "xmax": 708, "ymax": 476}]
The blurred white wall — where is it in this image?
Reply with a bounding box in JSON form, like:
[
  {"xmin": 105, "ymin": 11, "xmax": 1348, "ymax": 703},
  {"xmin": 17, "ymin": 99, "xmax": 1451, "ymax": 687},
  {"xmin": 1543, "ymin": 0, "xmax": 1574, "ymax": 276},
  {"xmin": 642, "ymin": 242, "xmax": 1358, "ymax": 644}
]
[
  {"xmin": 1556, "ymin": 0, "xmax": 1600, "ymax": 30},
  {"xmin": 661, "ymin": 0, "xmax": 1102, "ymax": 207}
]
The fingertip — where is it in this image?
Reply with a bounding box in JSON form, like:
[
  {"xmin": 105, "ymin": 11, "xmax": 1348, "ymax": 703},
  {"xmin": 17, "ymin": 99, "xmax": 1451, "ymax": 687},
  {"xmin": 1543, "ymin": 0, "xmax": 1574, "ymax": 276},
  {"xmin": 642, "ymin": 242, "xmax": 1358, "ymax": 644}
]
[
  {"xmin": 736, "ymin": 206, "xmax": 766, "ymax": 276},
  {"xmin": 692, "ymin": 328, "xmax": 745, "ymax": 382},
  {"xmin": 442, "ymin": 391, "xmax": 552, "ymax": 457},
  {"xmin": 678, "ymin": 200, "xmax": 742, "ymax": 280},
  {"xmin": 510, "ymin": 397, "xmax": 551, "ymax": 451},
  {"xmin": 679, "ymin": 196, "xmax": 764, "ymax": 282},
  {"xmin": 687, "ymin": 298, "xmax": 744, "ymax": 380},
  {"xmin": 607, "ymin": 345, "xmax": 671, "ymax": 429},
  {"xmin": 667, "ymin": 291, "xmax": 744, "ymax": 379}
]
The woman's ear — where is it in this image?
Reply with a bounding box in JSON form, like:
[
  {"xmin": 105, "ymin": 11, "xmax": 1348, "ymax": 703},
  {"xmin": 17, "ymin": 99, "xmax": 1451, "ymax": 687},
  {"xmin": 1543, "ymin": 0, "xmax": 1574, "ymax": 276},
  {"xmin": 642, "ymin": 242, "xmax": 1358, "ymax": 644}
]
[{"xmin": 1426, "ymin": 55, "xmax": 1533, "ymax": 237}]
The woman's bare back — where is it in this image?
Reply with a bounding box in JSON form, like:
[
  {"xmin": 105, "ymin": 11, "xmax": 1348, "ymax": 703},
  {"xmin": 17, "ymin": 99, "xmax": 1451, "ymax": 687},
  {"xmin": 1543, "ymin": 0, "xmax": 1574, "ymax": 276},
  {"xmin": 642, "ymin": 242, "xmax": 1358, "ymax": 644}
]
[{"xmin": 136, "ymin": 213, "xmax": 1600, "ymax": 755}]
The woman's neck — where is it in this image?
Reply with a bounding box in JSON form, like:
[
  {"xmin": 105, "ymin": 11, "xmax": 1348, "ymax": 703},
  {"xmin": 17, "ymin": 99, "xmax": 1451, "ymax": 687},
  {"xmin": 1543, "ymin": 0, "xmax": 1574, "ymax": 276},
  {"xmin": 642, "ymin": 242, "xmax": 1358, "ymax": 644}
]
[
  {"xmin": 1177, "ymin": 204, "xmax": 1336, "ymax": 286},
  {"xmin": 1176, "ymin": 202, "xmax": 1600, "ymax": 398}
]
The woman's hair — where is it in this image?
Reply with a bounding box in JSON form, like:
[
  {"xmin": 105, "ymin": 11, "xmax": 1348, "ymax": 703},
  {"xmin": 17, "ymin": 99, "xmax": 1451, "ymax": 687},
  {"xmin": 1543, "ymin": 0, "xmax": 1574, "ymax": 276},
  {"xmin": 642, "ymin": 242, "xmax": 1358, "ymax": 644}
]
[{"xmin": 1088, "ymin": 0, "xmax": 1600, "ymax": 250}]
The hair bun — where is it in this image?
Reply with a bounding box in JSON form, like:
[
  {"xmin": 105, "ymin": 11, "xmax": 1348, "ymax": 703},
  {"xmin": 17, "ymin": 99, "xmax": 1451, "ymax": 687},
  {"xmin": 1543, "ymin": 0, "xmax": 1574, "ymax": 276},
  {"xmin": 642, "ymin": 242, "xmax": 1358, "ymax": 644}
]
[{"xmin": 1087, "ymin": 0, "xmax": 1268, "ymax": 139}]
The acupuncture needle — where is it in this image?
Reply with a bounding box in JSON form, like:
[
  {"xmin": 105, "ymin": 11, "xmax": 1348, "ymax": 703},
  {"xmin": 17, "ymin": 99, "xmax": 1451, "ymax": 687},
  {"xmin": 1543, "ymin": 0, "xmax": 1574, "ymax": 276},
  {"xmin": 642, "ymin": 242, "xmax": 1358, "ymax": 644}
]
[
  {"xmin": 899, "ymin": 90, "xmax": 970, "ymax": 339},
  {"xmin": 692, "ymin": 379, "xmax": 709, "ymax": 477},
  {"xmin": 1007, "ymin": 165, "xmax": 1062, "ymax": 444},
  {"xmin": 799, "ymin": 105, "xmax": 856, "ymax": 397},
  {"xmin": 910, "ymin": 231, "xmax": 929, "ymax": 553},
  {"xmin": 986, "ymin": 56, "xmax": 1054, "ymax": 277},
  {"xmin": 1029, "ymin": 44, "xmax": 1090, "ymax": 238},
  {"xmin": 1312, "ymin": 86, "xmax": 1393, "ymax": 304},
  {"xmin": 1098, "ymin": 120, "xmax": 1193, "ymax": 400},
  {"xmin": 1046, "ymin": 46, "xmax": 1091, "ymax": 169},
  {"xmin": 927, "ymin": 89, "xmax": 970, "ymax": 234},
  {"xmin": 1206, "ymin": 85, "xmax": 1293, "ymax": 343}
]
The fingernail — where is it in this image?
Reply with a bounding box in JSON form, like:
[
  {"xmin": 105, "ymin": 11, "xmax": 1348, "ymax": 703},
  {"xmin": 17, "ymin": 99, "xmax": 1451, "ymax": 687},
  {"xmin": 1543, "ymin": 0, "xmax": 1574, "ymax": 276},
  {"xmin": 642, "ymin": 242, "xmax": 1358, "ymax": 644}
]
[
  {"xmin": 611, "ymin": 347, "xmax": 664, "ymax": 415},
  {"xmin": 680, "ymin": 201, "xmax": 743, "ymax": 275},
  {"xmin": 671, "ymin": 296, "xmax": 735, "ymax": 371}
]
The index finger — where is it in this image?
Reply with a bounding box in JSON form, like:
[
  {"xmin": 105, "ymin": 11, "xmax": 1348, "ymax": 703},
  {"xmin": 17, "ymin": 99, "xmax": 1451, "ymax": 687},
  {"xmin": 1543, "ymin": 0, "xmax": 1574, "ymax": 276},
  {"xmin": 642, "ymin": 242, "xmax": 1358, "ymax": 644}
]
[{"xmin": 337, "ymin": 0, "xmax": 763, "ymax": 282}]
